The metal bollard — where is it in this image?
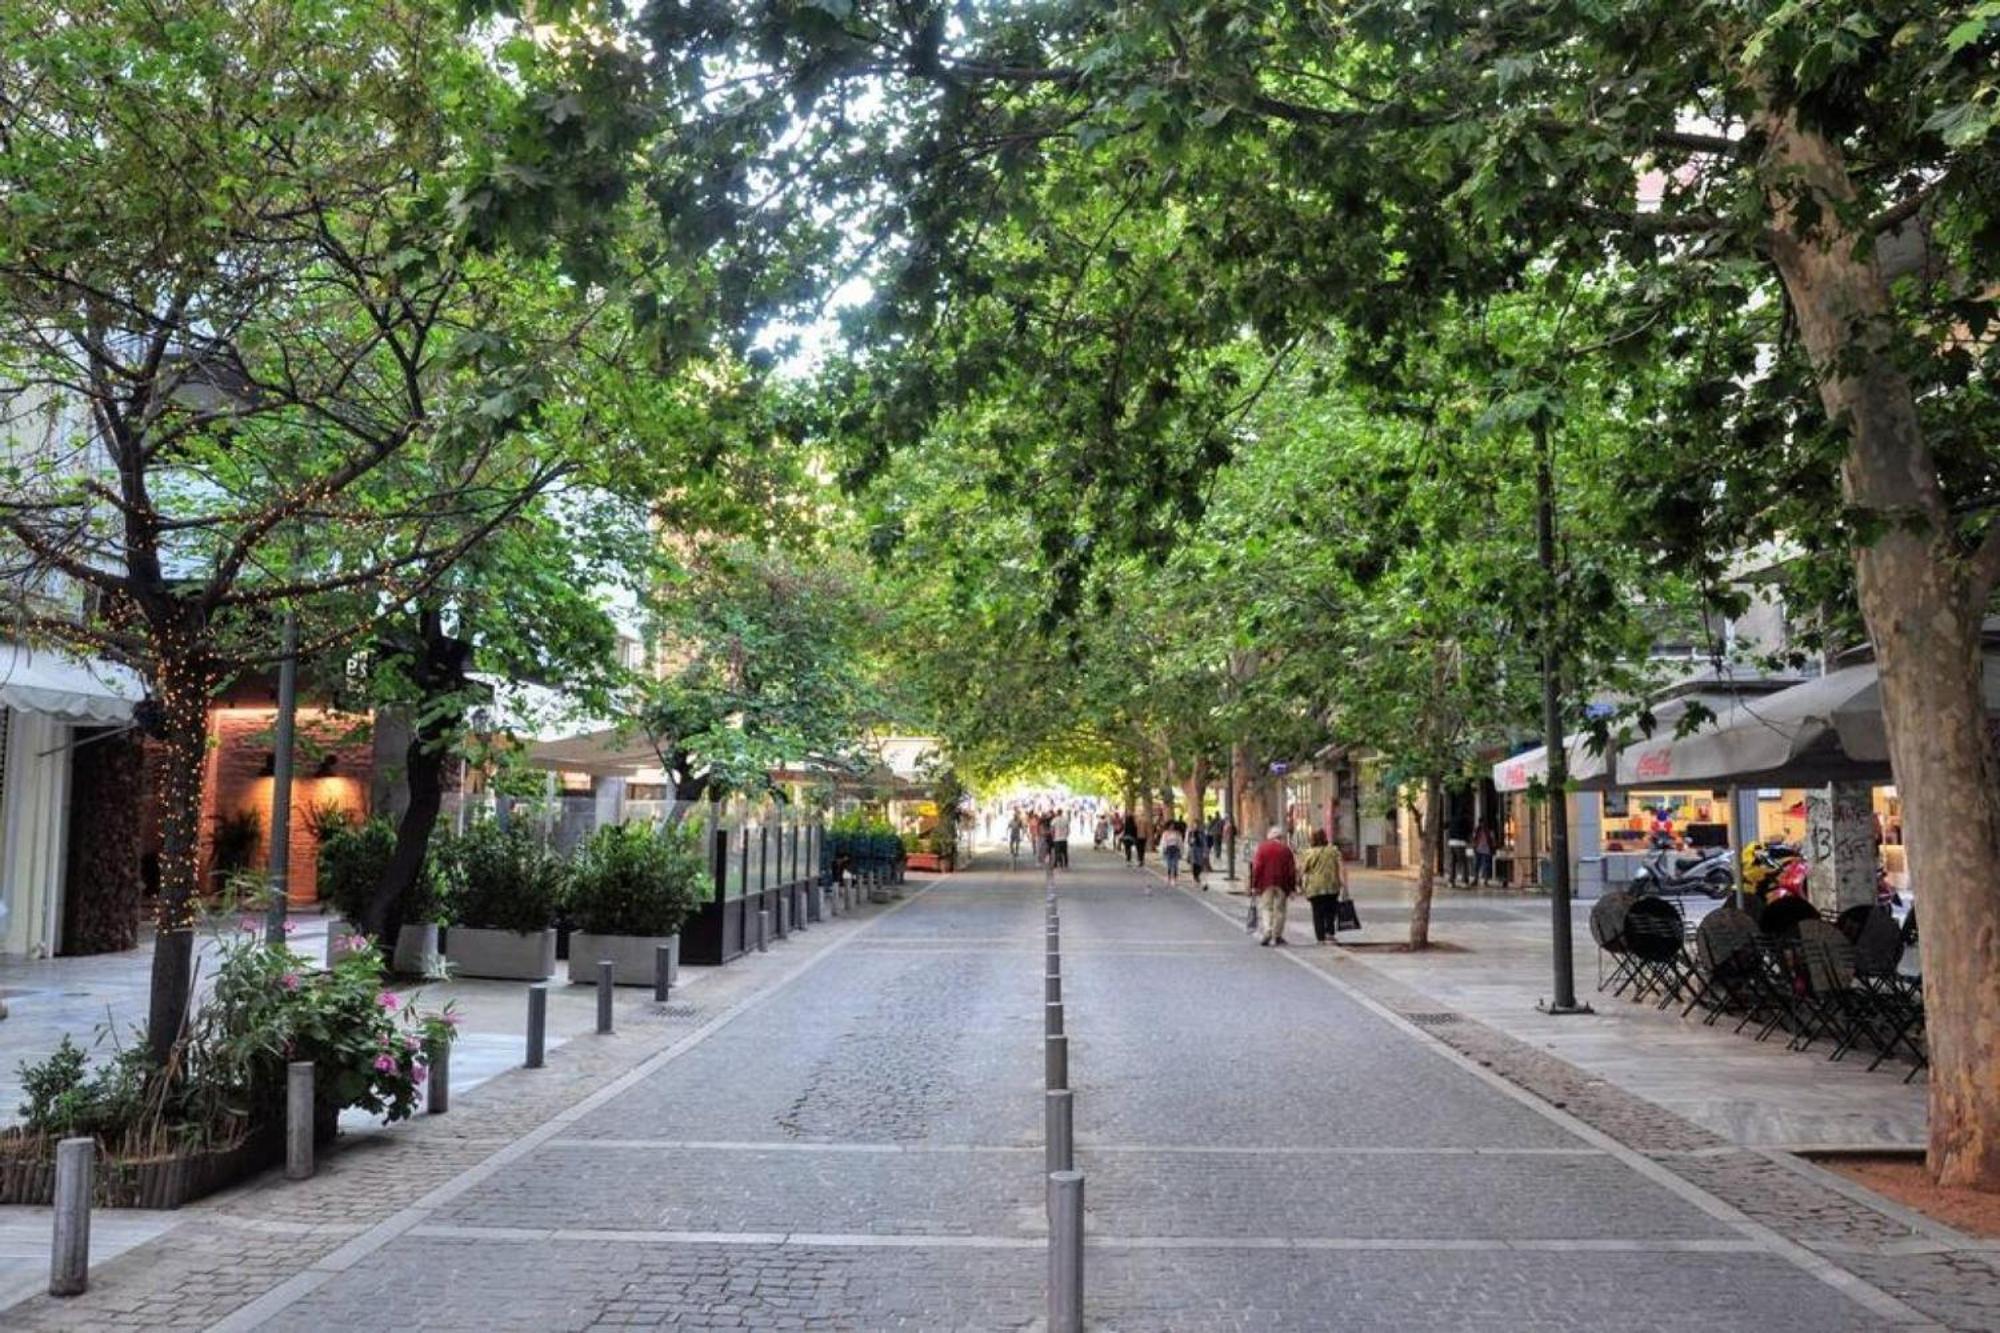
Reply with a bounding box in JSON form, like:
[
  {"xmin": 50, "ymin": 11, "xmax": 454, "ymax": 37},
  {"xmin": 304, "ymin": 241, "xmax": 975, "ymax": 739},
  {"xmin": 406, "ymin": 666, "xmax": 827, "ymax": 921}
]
[
  {"xmin": 49, "ymin": 1137, "xmax": 92, "ymax": 1297},
  {"xmin": 777, "ymin": 891, "xmax": 789, "ymax": 937},
  {"xmin": 526, "ymin": 983, "xmax": 548, "ymax": 1068},
  {"xmin": 1046, "ymin": 1001, "xmax": 1064, "ymax": 1037},
  {"xmin": 758, "ymin": 908, "xmax": 771, "ymax": 952},
  {"xmin": 1045, "ymin": 1089, "xmax": 1074, "ymax": 1174},
  {"xmin": 285, "ymin": 1061, "xmax": 314, "ymax": 1181},
  {"xmin": 1045, "ymin": 1033, "xmax": 1068, "ymax": 1089},
  {"xmin": 426, "ymin": 1038, "xmax": 449, "ymax": 1115},
  {"xmin": 596, "ymin": 960, "xmax": 615, "ymax": 1033},
  {"xmin": 1048, "ymin": 1170, "xmax": 1085, "ymax": 1333},
  {"xmin": 654, "ymin": 943, "xmax": 673, "ymax": 1002},
  {"xmin": 1046, "ymin": 971, "xmax": 1061, "ymax": 1004}
]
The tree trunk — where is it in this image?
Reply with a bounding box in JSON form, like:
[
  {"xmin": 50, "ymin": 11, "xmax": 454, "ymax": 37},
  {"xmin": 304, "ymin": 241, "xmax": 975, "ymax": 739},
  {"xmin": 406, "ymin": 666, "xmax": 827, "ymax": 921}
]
[
  {"xmin": 1409, "ymin": 777, "xmax": 1440, "ymax": 950},
  {"xmin": 1759, "ymin": 109, "xmax": 2000, "ymax": 1190},
  {"xmin": 63, "ymin": 728, "xmax": 145, "ymax": 954},
  {"xmin": 144, "ymin": 656, "xmax": 214, "ymax": 1065},
  {"xmin": 360, "ymin": 610, "xmax": 471, "ymax": 957},
  {"xmin": 1181, "ymin": 756, "xmax": 1209, "ymax": 825}
]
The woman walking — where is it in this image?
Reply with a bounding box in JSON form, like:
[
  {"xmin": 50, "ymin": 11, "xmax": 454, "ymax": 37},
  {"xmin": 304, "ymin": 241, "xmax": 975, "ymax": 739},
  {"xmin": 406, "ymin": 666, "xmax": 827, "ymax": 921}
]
[
  {"xmin": 1160, "ymin": 819, "xmax": 1186, "ymax": 884},
  {"xmin": 1301, "ymin": 830, "xmax": 1348, "ymax": 945},
  {"xmin": 1188, "ymin": 821, "xmax": 1212, "ymax": 889}
]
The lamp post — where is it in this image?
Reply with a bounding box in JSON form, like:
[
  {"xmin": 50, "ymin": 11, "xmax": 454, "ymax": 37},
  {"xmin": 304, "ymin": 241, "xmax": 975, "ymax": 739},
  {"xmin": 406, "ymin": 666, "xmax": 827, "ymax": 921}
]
[
  {"xmin": 263, "ymin": 611, "xmax": 298, "ymax": 947},
  {"xmin": 1534, "ymin": 417, "xmax": 1589, "ymax": 1016},
  {"xmin": 1223, "ymin": 747, "xmax": 1239, "ymax": 883}
]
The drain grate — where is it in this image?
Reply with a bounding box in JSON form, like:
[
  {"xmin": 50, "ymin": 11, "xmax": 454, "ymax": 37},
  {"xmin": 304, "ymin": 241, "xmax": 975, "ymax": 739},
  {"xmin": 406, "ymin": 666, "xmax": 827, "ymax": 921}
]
[
  {"xmin": 658, "ymin": 1004, "xmax": 701, "ymax": 1020},
  {"xmin": 1404, "ymin": 1011, "xmax": 1462, "ymax": 1026}
]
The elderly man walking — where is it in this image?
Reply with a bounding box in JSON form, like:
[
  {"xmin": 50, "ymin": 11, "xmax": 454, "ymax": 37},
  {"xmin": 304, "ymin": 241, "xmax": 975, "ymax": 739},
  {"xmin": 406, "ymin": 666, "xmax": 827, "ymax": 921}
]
[{"xmin": 1249, "ymin": 825, "xmax": 1299, "ymax": 947}]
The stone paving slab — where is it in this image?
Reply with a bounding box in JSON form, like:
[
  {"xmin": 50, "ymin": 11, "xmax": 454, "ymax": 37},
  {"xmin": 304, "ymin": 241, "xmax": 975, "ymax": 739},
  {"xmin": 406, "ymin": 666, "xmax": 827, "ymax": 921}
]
[
  {"xmin": 565, "ymin": 946, "xmax": 1041, "ymax": 1146},
  {"xmin": 256, "ymin": 1234, "xmax": 1043, "ymax": 1333},
  {"xmin": 1086, "ymin": 1245, "xmax": 1888, "ymax": 1331},
  {"xmin": 433, "ymin": 1143, "xmax": 1049, "ymax": 1236},
  {"xmin": 1073, "ymin": 1148, "xmax": 1733, "ymax": 1240},
  {"xmin": 1061, "ymin": 946, "xmax": 1583, "ymax": 1150}
]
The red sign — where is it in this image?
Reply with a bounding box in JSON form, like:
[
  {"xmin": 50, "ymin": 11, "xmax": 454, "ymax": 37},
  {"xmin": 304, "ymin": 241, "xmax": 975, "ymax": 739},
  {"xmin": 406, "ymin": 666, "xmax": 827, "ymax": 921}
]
[{"xmin": 1632, "ymin": 748, "xmax": 1674, "ymax": 781}]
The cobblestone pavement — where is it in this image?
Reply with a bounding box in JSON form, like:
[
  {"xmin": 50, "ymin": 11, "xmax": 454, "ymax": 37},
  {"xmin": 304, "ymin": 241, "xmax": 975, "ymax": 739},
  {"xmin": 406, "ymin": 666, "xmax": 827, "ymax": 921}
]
[{"xmin": 7, "ymin": 853, "xmax": 1993, "ymax": 1329}]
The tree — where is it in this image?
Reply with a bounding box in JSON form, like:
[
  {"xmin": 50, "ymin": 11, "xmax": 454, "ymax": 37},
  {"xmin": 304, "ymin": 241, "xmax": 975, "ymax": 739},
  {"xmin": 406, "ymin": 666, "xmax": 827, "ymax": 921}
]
[
  {"xmin": 0, "ymin": 1, "xmax": 603, "ymax": 1058},
  {"xmin": 592, "ymin": 1, "xmax": 2000, "ymax": 1189},
  {"xmin": 638, "ymin": 541, "xmax": 884, "ymax": 804}
]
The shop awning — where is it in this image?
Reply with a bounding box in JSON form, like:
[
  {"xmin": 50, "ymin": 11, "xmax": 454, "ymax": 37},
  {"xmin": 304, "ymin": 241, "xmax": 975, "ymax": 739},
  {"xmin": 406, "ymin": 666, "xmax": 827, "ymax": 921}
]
[
  {"xmin": 1492, "ymin": 733, "xmax": 1614, "ymax": 794},
  {"xmin": 0, "ymin": 641, "xmax": 142, "ymax": 724},
  {"xmin": 1614, "ymin": 656, "xmax": 2000, "ymax": 788},
  {"xmin": 525, "ymin": 725, "xmax": 662, "ymax": 777}
]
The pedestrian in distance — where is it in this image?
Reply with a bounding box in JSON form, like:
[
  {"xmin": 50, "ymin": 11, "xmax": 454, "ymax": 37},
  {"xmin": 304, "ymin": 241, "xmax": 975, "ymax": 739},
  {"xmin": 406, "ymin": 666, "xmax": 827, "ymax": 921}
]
[
  {"xmin": 1249, "ymin": 825, "xmax": 1299, "ymax": 946},
  {"xmin": 1008, "ymin": 812, "xmax": 1024, "ymax": 860},
  {"xmin": 1050, "ymin": 809, "xmax": 1071, "ymax": 869},
  {"xmin": 1121, "ymin": 812, "xmax": 1145, "ymax": 866},
  {"xmin": 1301, "ymin": 830, "xmax": 1348, "ymax": 944},
  {"xmin": 1188, "ymin": 822, "xmax": 1212, "ymax": 889},
  {"xmin": 1160, "ymin": 818, "xmax": 1185, "ymax": 884},
  {"xmin": 1471, "ymin": 821, "xmax": 1497, "ymax": 886}
]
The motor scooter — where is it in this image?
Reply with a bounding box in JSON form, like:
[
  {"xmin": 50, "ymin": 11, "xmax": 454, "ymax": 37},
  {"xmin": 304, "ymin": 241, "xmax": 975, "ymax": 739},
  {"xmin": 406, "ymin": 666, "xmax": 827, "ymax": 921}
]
[{"xmin": 1630, "ymin": 843, "xmax": 1735, "ymax": 897}]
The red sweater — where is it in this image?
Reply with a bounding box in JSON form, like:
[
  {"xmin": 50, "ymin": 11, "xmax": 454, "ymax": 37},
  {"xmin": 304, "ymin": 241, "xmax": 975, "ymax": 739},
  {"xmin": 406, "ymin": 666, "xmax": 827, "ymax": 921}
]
[{"xmin": 1248, "ymin": 839, "xmax": 1299, "ymax": 892}]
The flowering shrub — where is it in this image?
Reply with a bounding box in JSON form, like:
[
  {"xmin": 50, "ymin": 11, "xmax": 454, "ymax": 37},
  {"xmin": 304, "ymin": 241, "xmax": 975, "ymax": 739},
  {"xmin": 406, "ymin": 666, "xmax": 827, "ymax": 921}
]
[
  {"xmin": 189, "ymin": 924, "xmax": 457, "ymax": 1129},
  {"xmin": 7, "ymin": 924, "xmax": 457, "ymax": 1164}
]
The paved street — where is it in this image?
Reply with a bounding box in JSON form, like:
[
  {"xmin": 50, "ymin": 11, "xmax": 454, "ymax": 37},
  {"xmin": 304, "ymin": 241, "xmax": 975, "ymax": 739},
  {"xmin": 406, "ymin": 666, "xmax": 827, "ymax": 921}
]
[{"xmin": 161, "ymin": 851, "xmax": 1944, "ymax": 1331}]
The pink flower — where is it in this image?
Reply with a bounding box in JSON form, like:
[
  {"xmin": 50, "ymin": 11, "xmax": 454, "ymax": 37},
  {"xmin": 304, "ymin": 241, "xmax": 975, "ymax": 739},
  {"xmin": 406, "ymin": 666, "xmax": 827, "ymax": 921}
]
[
  {"xmin": 411, "ymin": 1064, "xmax": 427, "ymax": 1085},
  {"xmin": 442, "ymin": 1011, "xmax": 462, "ymax": 1028},
  {"xmin": 342, "ymin": 934, "xmax": 371, "ymax": 952},
  {"xmin": 280, "ymin": 973, "xmax": 301, "ymax": 992},
  {"xmin": 238, "ymin": 917, "xmax": 259, "ymax": 933},
  {"xmin": 376, "ymin": 991, "xmax": 400, "ymax": 1011},
  {"xmin": 282, "ymin": 921, "xmax": 297, "ymax": 935},
  {"xmin": 403, "ymin": 1034, "xmax": 421, "ymax": 1052},
  {"xmin": 372, "ymin": 1054, "xmax": 398, "ymax": 1074}
]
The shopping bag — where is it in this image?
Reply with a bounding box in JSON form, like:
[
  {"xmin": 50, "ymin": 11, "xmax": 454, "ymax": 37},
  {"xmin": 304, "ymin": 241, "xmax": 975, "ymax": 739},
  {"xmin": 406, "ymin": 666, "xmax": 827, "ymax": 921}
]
[{"xmin": 1334, "ymin": 898, "xmax": 1361, "ymax": 932}]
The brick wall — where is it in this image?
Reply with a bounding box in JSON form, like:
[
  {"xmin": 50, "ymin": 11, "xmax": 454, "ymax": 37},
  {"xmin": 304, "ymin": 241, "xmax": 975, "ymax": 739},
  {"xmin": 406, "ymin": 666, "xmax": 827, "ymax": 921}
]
[{"xmin": 200, "ymin": 708, "xmax": 375, "ymax": 905}]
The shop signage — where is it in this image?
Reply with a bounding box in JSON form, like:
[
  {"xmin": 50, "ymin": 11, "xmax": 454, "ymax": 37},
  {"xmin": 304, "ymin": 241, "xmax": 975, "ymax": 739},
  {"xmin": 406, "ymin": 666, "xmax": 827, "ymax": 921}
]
[{"xmin": 1632, "ymin": 747, "xmax": 1675, "ymax": 781}]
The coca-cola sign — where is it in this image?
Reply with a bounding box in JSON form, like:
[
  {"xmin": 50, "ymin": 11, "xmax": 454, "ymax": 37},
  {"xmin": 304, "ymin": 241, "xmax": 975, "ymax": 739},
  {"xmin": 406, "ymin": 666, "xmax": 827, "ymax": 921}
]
[{"xmin": 1632, "ymin": 747, "xmax": 1674, "ymax": 781}]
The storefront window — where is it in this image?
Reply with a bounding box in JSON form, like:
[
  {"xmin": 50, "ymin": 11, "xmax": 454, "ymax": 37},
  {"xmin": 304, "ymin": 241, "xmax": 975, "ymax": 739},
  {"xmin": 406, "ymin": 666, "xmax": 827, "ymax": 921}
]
[{"xmin": 1601, "ymin": 790, "xmax": 1731, "ymax": 851}]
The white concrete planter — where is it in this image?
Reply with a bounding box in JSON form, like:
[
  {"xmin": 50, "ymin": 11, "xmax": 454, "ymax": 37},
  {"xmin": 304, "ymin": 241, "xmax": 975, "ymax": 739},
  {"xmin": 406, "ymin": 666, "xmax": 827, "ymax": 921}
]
[
  {"xmin": 446, "ymin": 927, "xmax": 557, "ymax": 981},
  {"xmin": 393, "ymin": 922, "xmax": 442, "ymax": 976},
  {"xmin": 568, "ymin": 932, "xmax": 679, "ymax": 988}
]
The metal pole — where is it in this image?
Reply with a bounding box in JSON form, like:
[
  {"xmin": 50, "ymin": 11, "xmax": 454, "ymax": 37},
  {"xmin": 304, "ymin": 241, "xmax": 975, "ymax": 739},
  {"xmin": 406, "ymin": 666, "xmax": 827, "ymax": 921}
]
[
  {"xmin": 1535, "ymin": 419, "xmax": 1590, "ymax": 1017},
  {"xmin": 49, "ymin": 1137, "xmax": 92, "ymax": 1297},
  {"xmin": 526, "ymin": 983, "xmax": 548, "ymax": 1067},
  {"xmin": 1046, "ymin": 970, "xmax": 1061, "ymax": 1004},
  {"xmin": 1047, "ymin": 1170, "xmax": 1084, "ymax": 1333},
  {"xmin": 654, "ymin": 943, "xmax": 673, "ymax": 1002},
  {"xmin": 758, "ymin": 908, "xmax": 770, "ymax": 952},
  {"xmin": 596, "ymin": 959, "xmax": 615, "ymax": 1033},
  {"xmin": 1045, "ymin": 1000, "xmax": 1064, "ymax": 1037},
  {"xmin": 426, "ymin": 1038, "xmax": 449, "ymax": 1115},
  {"xmin": 264, "ymin": 611, "xmax": 299, "ymax": 944},
  {"xmin": 285, "ymin": 1061, "xmax": 314, "ymax": 1180},
  {"xmin": 1224, "ymin": 749, "xmax": 1239, "ymax": 883},
  {"xmin": 1045, "ymin": 1033, "xmax": 1068, "ymax": 1089},
  {"xmin": 1045, "ymin": 1089, "xmax": 1073, "ymax": 1174}
]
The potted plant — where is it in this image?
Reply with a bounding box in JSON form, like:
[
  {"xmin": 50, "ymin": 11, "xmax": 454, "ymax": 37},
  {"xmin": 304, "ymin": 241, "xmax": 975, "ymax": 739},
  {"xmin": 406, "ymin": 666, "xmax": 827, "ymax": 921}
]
[
  {"xmin": 565, "ymin": 822, "xmax": 702, "ymax": 987},
  {"xmin": 0, "ymin": 923, "xmax": 454, "ymax": 1208},
  {"xmin": 209, "ymin": 807, "xmax": 262, "ymax": 893},
  {"xmin": 436, "ymin": 821, "xmax": 562, "ymax": 980},
  {"xmin": 317, "ymin": 818, "xmax": 443, "ymax": 975}
]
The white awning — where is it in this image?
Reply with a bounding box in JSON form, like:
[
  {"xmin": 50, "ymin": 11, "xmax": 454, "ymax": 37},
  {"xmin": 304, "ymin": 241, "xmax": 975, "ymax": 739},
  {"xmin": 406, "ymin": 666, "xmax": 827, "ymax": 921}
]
[
  {"xmin": 1492, "ymin": 733, "xmax": 1613, "ymax": 793},
  {"xmin": 0, "ymin": 641, "xmax": 141, "ymax": 724},
  {"xmin": 525, "ymin": 725, "xmax": 662, "ymax": 777},
  {"xmin": 1615, "ymin": 657, "xmax": 2000, "ymax": 788}
]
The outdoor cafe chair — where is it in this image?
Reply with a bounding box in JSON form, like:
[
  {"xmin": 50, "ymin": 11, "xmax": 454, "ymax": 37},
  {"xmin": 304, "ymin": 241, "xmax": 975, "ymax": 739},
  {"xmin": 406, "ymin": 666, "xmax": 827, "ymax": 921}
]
[
  {"xmin": 1590, "ymin": 890, "xmax": 1644, "ymax": 998},
  {"xmin": 1683, "ymin": 906, "xmax": 1763, "ymax": 1024}
]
